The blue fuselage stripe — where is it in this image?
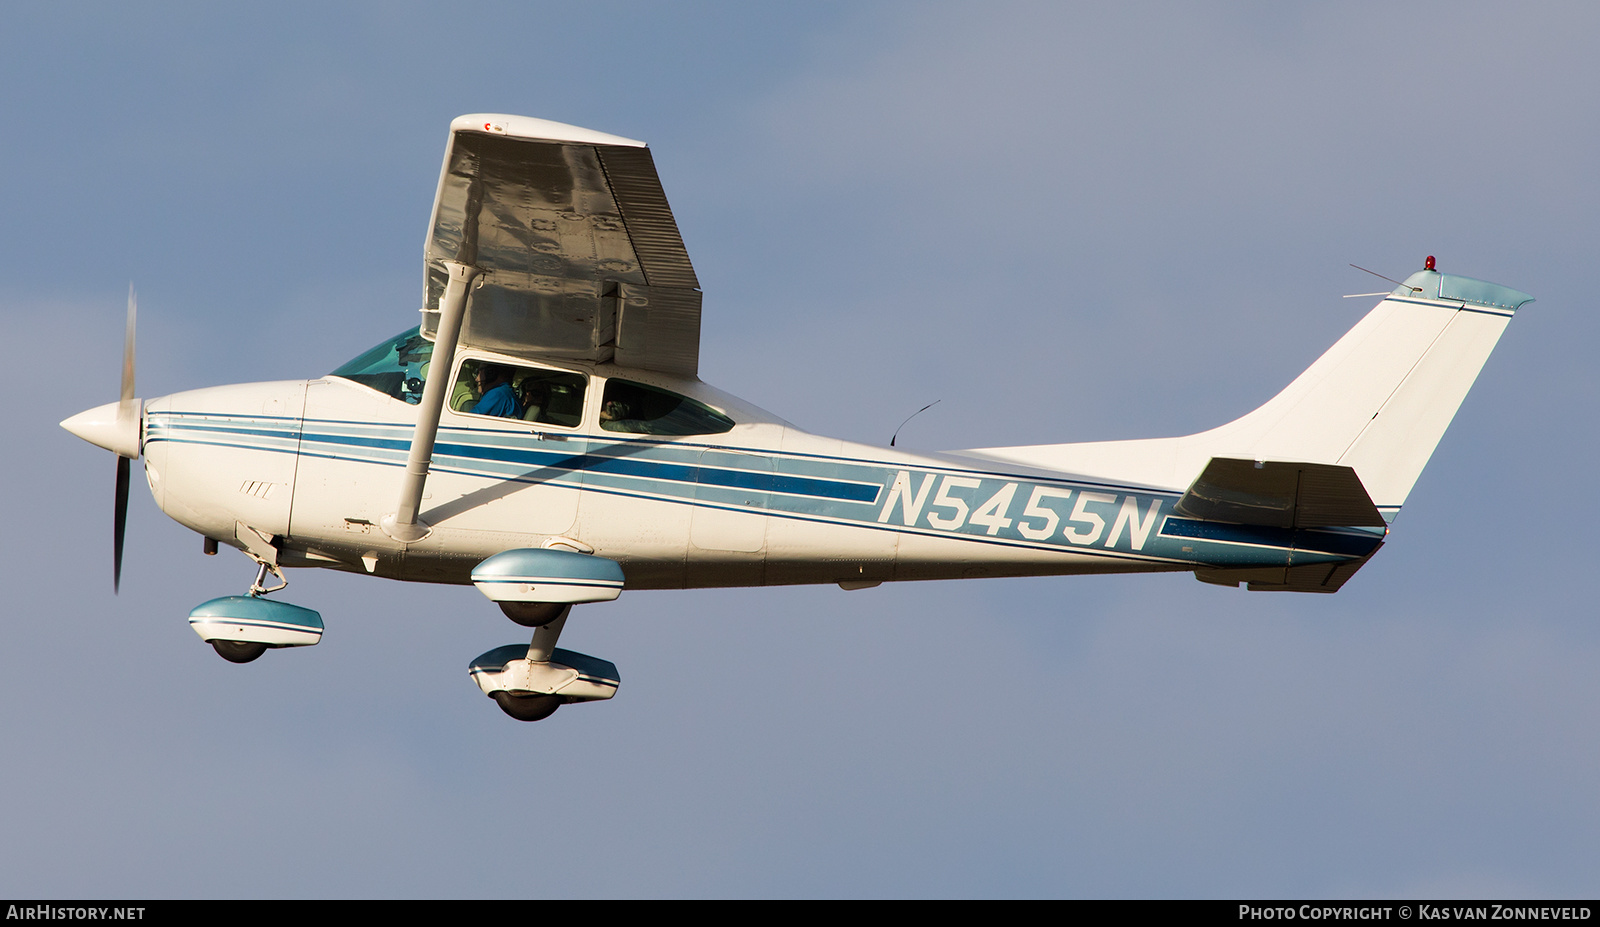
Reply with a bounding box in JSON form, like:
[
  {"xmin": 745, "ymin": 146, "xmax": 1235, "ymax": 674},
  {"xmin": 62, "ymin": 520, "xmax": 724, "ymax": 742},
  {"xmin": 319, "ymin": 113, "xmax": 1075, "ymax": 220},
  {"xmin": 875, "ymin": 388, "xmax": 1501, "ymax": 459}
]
[
  {"xmin": 1159, "ymin": 518, "xmax": 1384, "ymax": 557},
  {"xmin": 147, "ymin": 412, "xmax": 1384, "ymax": 568}
]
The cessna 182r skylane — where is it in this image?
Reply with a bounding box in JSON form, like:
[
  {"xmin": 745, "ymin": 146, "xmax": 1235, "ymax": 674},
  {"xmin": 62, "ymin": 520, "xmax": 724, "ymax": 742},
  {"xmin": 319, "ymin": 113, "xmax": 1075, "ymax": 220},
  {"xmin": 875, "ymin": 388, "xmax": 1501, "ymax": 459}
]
[{"xmin": 62, "ymin": 114, "xmax": 1533, "ymax": 722}]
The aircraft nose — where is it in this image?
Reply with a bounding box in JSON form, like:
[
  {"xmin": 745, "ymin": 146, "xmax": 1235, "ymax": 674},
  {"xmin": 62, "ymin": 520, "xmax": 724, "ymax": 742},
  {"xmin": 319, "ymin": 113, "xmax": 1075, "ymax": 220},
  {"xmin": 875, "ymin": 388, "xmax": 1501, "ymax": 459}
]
[{"xmin": 62, "ymin": 399, "xmax": 142, "ymax": 459}]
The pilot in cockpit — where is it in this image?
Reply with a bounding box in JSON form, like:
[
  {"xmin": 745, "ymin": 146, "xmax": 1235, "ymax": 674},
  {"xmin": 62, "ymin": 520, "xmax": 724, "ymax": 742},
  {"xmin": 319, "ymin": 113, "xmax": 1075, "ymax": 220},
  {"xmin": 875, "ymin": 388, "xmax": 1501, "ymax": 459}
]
[{"xmin": 470, "ymin": 364, "xmax": 520, "ymax": 418}]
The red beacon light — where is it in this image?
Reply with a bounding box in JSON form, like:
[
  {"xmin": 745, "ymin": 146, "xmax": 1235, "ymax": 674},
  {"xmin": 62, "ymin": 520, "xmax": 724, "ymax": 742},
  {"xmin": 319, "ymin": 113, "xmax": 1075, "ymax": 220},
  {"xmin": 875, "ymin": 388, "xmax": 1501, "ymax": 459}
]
[{"xmin": 1424, "ymin": 255, "xmax": 1436, "ymax": 271}]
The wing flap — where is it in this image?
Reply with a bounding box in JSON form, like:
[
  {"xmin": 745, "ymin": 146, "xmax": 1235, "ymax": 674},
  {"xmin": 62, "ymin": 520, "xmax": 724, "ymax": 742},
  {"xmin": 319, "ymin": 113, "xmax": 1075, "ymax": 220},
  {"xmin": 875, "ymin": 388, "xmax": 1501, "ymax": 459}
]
[{"xmin": 614, "ymin": 282, "xmax": 702, "ymax": 376}]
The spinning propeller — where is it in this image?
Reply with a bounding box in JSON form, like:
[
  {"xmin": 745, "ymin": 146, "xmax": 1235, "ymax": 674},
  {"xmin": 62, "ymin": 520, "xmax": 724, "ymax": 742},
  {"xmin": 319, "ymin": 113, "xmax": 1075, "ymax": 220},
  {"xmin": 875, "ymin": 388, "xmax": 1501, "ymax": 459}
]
[{"xmin": 61, "ymin": 286, "xmax": 142, "ymax": 592}]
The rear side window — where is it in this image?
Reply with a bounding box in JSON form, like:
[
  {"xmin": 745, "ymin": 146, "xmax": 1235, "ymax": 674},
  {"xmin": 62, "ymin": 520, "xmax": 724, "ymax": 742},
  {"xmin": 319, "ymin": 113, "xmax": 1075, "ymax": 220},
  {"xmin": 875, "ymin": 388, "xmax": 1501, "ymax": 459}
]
[{"xmin": 599, "ymin": 379, "xmax": 734, "ymax": 435}]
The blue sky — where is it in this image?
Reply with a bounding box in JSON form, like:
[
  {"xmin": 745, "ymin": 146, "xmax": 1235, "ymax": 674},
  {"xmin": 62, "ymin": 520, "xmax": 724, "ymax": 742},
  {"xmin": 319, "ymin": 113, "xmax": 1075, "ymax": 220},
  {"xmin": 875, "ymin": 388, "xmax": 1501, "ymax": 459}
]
[{"xmin": 3, "ymin": 2, "xmax": 1597, "ymax": 897}]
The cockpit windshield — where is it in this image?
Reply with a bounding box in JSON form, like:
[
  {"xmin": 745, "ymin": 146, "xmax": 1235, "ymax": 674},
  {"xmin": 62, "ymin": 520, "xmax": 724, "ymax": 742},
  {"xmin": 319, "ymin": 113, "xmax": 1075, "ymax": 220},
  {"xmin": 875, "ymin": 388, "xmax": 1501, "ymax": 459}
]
[{"xmin": 329, "ymin": 327, "xmax": 433, "ymax": 404}]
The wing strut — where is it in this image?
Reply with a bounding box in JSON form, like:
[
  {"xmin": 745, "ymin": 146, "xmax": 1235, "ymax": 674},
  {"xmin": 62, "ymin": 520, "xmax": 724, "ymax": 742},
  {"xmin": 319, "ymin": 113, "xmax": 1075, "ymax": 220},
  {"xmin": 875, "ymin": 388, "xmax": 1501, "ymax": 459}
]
[{"xmin": 382, "ymin": 260, "xmax": 480, "ymax": 542}]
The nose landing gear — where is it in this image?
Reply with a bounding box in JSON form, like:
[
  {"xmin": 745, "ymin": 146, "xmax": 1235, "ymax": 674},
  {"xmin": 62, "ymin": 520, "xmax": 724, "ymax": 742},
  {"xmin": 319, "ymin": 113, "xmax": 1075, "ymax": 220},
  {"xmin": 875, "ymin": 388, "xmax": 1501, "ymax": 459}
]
[{"xmin": 189, "ymin": 561, "xmax": 323, "ymax": 663}]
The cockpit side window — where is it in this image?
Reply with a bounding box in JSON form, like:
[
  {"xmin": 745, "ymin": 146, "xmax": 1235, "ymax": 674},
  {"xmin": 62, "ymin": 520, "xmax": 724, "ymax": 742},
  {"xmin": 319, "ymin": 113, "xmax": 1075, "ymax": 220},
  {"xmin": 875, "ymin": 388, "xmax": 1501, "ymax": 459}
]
[
  {"xmin": 329, "ymin": 327, "xmax": 433, "ymax": 404},
  {"xmin": 451, "ymin": 359, "xmax": 587, "ymax": 428},
  {"xmin": 599, "ymin": 379, "xmax": 735, "ymax": 435}
]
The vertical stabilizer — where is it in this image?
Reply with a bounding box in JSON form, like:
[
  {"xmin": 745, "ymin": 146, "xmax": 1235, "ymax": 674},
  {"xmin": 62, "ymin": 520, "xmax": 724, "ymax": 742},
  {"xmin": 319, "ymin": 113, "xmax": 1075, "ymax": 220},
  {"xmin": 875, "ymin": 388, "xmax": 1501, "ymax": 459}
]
[
  {"xmin": 1193, "ymin": 266, "xmax": 1532, "ymax": 508},
  {"xmin": 1332, "ymin": 270, "xmax": 1531, "ymax": 507},
  {"xmin": 955, "ymin": 264, "xmax": 1531, "ymax": 513}
]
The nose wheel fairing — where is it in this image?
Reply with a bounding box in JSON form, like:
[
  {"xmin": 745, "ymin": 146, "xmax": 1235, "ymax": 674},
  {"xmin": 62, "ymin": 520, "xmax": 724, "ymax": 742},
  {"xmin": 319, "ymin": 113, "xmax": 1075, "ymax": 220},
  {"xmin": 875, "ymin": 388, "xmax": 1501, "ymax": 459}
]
[{"xmin": 188, "ymin": 595, "xmax": 324, "ymax": 649}]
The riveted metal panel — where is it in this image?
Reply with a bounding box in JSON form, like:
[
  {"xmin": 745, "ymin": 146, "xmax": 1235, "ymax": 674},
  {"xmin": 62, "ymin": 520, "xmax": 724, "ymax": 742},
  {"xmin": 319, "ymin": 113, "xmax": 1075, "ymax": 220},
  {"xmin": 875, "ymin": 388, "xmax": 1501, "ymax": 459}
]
[{"xmin": 420, "ymin": 120, "xmax": 701, "ymax": 375}]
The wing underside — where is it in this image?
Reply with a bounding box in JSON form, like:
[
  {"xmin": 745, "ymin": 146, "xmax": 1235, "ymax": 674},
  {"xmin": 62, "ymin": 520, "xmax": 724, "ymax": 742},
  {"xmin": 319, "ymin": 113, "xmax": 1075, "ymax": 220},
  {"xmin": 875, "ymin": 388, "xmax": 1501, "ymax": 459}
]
[{"xmin": 422, "ymin": 115, "xmax": 702, "ymax": 376}]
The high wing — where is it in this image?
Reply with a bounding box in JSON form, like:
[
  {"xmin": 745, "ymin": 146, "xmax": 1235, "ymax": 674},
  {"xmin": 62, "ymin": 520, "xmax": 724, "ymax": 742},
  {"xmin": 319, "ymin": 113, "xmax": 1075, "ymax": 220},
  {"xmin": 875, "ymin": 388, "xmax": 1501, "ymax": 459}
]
[{"xmin": 422, "ymin": 114, "xmax": 702, "ymax": 376}]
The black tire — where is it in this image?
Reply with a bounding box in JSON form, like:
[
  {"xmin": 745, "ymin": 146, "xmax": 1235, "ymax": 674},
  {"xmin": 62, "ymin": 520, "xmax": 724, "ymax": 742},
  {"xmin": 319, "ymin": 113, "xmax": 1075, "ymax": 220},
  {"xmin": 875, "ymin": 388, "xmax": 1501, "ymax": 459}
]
[
  {"xmin": 491, "ymin": 691, "xmax": 562, "ymax": 722},
  {"xmin": 211, "ymin": 640, "xmax": 267, "ymax": 664},
  {"xmin": 499, "ymin": 601, "xmax": 570, "ymax": 628}
]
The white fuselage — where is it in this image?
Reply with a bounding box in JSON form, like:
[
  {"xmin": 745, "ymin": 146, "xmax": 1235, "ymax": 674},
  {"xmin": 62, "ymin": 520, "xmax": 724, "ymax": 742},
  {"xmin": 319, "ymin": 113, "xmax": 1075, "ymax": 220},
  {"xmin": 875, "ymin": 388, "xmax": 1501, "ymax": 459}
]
[
  {"xmin": 140, "ymin": 358, "xmax": 1228, "ymax": 592},
  {"xmin": 125, "ymin": 264, "xmax": 1532, "ymax": 600}
]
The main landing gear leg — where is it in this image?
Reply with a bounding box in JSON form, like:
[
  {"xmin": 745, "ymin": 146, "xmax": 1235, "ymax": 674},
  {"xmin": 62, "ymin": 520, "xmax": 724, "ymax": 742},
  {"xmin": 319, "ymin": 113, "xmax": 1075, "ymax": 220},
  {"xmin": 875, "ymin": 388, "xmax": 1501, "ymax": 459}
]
[
  {"xmin": 467, "ymin": 547, "xmax": 625, "ymax": 722},
  {"xmin": 468, "ymin": 601, "xmax": 621, "ymax": 723},
  {"xmin": 492, "ymin": 607, "xmax": 571, "ymax": 722}
]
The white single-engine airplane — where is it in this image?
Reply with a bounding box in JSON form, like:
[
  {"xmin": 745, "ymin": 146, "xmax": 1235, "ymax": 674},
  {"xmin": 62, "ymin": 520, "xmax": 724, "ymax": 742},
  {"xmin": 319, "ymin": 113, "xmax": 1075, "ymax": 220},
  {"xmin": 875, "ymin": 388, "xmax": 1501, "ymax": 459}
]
[{"xmin": 63, "ymin": 114, "xmax": 1532, "ymax": 722}]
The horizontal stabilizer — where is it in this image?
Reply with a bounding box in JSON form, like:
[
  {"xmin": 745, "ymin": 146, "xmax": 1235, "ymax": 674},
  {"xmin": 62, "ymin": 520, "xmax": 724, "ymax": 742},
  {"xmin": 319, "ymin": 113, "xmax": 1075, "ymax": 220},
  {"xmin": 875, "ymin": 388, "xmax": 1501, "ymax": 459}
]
[{"xmin": 1175, "ymin": 457, "xmax": 1386, "ymax": 528}]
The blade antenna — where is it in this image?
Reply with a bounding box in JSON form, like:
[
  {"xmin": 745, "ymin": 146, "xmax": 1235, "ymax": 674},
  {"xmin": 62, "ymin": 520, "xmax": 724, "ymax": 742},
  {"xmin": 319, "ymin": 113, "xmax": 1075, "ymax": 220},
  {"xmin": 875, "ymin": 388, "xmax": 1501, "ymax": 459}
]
[
  {"xmin": 1349, "ymin": 264, "xmax": 1421, "ymax": 294},
  {"xmin": 890, "ymin": 399, "xmax": 941, "ymax": 447}
]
